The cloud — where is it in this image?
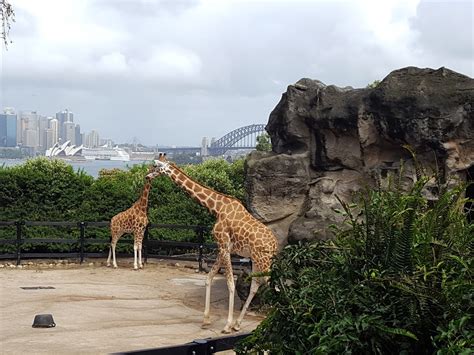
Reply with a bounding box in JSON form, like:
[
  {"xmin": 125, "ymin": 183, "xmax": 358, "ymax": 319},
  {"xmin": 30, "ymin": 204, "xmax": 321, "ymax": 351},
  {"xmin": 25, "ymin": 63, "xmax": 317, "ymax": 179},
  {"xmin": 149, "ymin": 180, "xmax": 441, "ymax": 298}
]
[
  {"xmin": 133, "ymin": 46, "xmax": 202, "ymax": 81},
  {"xmin": 1, "ymin": 0, "xmax": 472, "ymax": 146},
  {"xmin": 410, "ymin": 0, "xmax": 473, "ymax": 61}
]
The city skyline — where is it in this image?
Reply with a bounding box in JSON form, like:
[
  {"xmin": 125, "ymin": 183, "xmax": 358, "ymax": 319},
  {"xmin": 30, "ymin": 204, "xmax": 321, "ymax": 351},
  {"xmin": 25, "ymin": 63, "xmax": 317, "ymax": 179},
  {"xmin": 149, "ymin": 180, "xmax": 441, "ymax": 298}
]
[
  {"xmin": 0, "ymin": 106, "xmax": 110, "ymax": 154},
  {"xmin": 1, "ymin": 1, "xmax": 472, "ymax": 146},
  {"xmin": 1, "ymin": 105, "xmax": 236, "ymax": 148}
]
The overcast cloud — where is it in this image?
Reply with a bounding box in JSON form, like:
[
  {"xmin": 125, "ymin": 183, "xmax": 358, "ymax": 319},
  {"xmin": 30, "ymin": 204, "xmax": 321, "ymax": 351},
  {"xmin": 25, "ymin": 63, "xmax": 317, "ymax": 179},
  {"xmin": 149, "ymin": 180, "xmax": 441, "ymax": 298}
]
[{"xmin": 1, "ymin": 0, "xmax": 472, "ymax": 146}]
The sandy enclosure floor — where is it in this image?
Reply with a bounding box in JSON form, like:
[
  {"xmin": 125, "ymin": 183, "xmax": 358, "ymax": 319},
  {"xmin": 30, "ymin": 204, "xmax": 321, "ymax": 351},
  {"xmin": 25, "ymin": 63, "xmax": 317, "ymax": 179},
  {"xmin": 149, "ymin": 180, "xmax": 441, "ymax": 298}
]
[{"xmin": 0, "ymin": 259, "xmax": 263, "ymax": 354}]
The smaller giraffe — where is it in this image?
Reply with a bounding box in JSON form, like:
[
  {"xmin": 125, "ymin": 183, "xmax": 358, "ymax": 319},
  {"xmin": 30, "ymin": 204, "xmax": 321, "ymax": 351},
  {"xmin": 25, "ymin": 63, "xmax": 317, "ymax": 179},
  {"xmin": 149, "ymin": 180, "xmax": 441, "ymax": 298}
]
[{"xmin": 107, "ymin": 166, "xmax": 155, "ymax": 270}]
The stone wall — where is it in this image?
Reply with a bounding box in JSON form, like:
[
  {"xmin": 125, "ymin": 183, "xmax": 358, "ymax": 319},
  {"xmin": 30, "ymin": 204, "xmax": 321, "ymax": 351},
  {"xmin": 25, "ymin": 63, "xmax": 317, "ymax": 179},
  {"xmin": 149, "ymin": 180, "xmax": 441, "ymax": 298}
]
[{"xmin": 246, "ymin": 67, "xmax": 474, "ymax": 245}]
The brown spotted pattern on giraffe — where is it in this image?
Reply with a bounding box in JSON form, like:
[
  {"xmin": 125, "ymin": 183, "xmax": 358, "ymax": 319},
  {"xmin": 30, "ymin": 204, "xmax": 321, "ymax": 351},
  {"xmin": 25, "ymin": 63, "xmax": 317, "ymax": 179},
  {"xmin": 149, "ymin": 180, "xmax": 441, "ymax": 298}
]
[
  {"xmin": 196, "ymin": 192, "xmax": 206, "ymax": 201},
  {"xmin": 108, "ymin": 172, "xmax": 155, "ymax": 269},
  {"xmin": 207, "ymin": 198, "xmax": 215, "ymax": 209},
  {"xmin": 213, "ymin": 223, "xmax": 223, "ymax": 233},
  {"xmin": 234, "ymin": 212, "xmax": 245, "ymax": 220},
  {"xmin": 156, "ymin": 155, "xmax": 279, "ymax": 332}
]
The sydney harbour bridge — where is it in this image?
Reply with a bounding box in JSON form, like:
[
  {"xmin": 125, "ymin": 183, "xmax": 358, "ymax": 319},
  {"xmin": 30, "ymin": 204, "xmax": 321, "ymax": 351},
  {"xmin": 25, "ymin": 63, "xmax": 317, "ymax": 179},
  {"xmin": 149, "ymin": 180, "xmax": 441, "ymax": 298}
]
[{"xmin": 159, "ymin": 124, "xmax": 267, "ymax": 157}]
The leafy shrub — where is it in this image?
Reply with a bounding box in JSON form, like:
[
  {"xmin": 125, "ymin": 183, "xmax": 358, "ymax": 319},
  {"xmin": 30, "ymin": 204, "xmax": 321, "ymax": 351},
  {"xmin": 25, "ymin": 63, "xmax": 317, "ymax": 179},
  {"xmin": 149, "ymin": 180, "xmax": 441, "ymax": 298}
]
[
  {"xmin": 239, "ymin": 172, "xmax": 473, "ymax": 354},
  {"xmin": 0, "ymin": 157, "xmax": 245, "ymax": 252}
]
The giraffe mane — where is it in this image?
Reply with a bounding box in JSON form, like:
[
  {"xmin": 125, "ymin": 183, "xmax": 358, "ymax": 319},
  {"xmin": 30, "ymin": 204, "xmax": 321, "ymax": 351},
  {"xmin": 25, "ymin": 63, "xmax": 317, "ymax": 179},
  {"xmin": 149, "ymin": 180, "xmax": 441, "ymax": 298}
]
[{"xmin": 169, "ymin": 162, "xmax": 241, "ymax": 202}]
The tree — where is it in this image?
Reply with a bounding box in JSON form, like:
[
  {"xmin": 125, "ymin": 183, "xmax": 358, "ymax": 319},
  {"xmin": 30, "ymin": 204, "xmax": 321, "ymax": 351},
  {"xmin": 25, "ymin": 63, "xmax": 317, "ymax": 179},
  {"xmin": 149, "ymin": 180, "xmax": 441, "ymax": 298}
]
[
  {"xmin": 256, "ymin": 133, "xmax": 271, "ymax": 152},
  {"xmin": 1, "ymin": 0, "xmax": 14, "ymax": 48},
  {"xmin": 366, "ymin": 79, "xmax": 381, "ymax": 89}
]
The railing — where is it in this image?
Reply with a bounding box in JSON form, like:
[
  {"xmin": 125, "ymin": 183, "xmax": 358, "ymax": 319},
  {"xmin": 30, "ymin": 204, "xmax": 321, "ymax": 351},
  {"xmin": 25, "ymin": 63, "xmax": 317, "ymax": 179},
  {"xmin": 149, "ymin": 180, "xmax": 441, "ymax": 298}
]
[
  {"xmin": 0, "ymin": 221, "xmax": 251, "ymax": 271},
  {"xmin": 115, "ymin": 332, "xmax": 251, "ymax": 354}
]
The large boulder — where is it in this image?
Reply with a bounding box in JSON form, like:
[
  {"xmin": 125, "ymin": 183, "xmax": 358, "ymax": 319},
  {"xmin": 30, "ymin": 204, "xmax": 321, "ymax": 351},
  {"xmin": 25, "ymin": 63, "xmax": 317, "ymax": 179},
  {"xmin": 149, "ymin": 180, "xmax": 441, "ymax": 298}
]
[{"xmin": 246, "ymin": 67, "xmax": 474, "ymax": 245}]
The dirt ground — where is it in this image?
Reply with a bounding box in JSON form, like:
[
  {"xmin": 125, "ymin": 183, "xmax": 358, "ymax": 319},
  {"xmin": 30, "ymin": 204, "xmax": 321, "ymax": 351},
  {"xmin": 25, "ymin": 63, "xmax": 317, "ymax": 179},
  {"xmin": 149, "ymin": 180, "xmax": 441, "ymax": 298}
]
[{"xmin": 0, "ymin": 259, "xmax": 264, "ymax": 354}]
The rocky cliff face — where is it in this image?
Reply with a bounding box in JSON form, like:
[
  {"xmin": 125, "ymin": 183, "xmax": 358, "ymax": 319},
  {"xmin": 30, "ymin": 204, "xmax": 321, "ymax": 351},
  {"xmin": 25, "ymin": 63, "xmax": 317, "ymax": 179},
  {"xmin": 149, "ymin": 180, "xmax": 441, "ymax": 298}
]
[{"xmin": 246, "ymin": 67, "xmax": 474, "ymax": 245}]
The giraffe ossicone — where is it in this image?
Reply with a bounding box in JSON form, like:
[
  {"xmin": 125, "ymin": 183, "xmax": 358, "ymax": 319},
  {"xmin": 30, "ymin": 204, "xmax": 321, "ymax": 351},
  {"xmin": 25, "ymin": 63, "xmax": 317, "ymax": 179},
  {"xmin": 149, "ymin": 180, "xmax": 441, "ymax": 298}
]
[
  {"xmin": 148, "ymin": 153, "xmax": 278, "ymax": 333},
  {"xmin": 107, "ymin": 165, "xmax": 156, "ymax": 270}
]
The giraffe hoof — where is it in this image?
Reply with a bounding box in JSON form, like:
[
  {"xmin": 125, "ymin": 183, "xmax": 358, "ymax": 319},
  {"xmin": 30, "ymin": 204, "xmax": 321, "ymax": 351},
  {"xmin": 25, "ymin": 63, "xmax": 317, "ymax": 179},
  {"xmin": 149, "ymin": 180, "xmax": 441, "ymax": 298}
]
[
  {"xmin": 221, "ymin": 327, "xmax": 232, "ymax": 334},
  {"xmin": 201, "ymin": 319, "xmax": 211, "ymax": 329},
  {"xmin": 232, "ymin": 323, "xmax": 241, "ymax": 332}
]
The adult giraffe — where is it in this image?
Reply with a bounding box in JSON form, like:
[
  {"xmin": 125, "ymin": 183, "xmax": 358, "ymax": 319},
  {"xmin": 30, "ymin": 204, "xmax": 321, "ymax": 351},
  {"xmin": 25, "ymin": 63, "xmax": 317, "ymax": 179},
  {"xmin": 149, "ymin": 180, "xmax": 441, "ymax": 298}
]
[{"xmin": 147, "ymin": 153, "xmax": 278, "ymax": 333}]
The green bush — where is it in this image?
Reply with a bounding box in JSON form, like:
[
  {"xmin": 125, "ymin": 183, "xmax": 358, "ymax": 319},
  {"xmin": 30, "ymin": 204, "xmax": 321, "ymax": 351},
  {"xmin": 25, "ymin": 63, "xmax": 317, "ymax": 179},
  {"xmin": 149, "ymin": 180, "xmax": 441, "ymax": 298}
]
[
  {"xmin": 0, "ymin": 157, "xmax": 245, "ymax": 252},
  {"xmin": 239, "ymin": 172, "xmax": 473, "ymax": 354}
]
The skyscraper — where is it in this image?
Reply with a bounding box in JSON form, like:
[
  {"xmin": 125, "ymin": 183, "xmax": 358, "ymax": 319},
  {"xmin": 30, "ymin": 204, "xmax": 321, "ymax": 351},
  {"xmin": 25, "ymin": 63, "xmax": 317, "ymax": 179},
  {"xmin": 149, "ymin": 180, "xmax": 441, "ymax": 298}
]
[
  {"xmin": 64, "ymin": 121, "xmax": 76, "ymax": 145},
  {"xmin": 38, "ymin": 116, "xmax": 49, "ymax": 151},
  {"xmin": 45, "ymin": 118, "xmax": 59, "ymax": 149},
  {"xmin": 75, "ymin": 124, "xmax": 82, "ymax": 146},
  {"xmin": 85, "ymin": 130, "xmax": 100, "ymax": 148},
  {"xmin": 0, "ymin": 108, "xmax": 17, "ymax": 147},
  {"xmin": 0, "ymin": 116, "xmax": 6, "ymax": 146},
  {"xmin": 56, "ymin": 109, "xmax": 74, "ymax": 141},
  {"xmin": 20, "ymin": 111, "xmax": 39, "ymax": 148},
  {"xmin": 201, "ymin": 136, "xmax": 209, "ymax": 156}
]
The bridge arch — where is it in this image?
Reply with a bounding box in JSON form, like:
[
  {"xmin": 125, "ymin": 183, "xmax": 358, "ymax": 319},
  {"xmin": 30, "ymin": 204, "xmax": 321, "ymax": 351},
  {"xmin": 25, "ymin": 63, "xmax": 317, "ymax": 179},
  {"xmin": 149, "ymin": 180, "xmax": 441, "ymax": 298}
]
[{"xmin": 209, "ymin": 124, "xmax": 266, "ymax": 155}]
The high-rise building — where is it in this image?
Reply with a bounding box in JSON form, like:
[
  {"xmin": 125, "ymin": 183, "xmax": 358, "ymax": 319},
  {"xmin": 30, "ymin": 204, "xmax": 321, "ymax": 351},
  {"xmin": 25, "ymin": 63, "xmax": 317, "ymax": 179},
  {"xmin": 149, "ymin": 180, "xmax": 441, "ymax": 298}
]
[
  {"xmin": 64, "ymin": 121, "xmax": 76, "ymax": 145},
  {"xmin": 0, "ymin": 108, "xmax": 17, "ymax": 147},
  {"xmin": 201, "ymin": 136, "xmax": 209, "ymax": 156},
  {"xmin": 75, "ymin": 124, "xmax": 82, "ymax": 146},
  {"xmin": 56, "ymin": 109, "xmax": 74, "ymax": 140},
  {"xmin": 0, "ymin": 115, "xmax": 6, "ymax": 147},
  {"xmin": 48, "ymin": 118, "xmax": 59, "ymax": 145},
  {"xmin": 38, "ymin": 116, "xmax": 49, "ymax": 151},
  {"xmin": 20, "ymin": 111, "xmax": 39, "ymax": 147},
  {"xmin": 24, "ymin": 128, "xmax": 38, "ymax": 148},
  {"xmin": 45, "ymin": 118, "xmax": 59, "ymax": 149},
  {"xmin": 85, "ymin": 130, "xmax": 100, "ymax": 148}
]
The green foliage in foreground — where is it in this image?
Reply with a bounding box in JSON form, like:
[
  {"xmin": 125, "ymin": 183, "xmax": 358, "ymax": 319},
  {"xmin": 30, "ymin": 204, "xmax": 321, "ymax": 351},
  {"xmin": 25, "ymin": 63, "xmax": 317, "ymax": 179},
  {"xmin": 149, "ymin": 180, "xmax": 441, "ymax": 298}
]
[
  {"xmin": 0, "ymin": 157, "xmax": 245, "ymax": 252},
  {"xmin": 239, "ymin": 175, "xmax": 473, "ymax": 354}
]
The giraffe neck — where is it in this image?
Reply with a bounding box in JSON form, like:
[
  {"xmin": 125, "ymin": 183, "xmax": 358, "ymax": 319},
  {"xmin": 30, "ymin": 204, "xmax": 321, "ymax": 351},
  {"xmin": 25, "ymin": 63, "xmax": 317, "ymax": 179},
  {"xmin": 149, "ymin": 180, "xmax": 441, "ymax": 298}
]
[
  {"xmin": 136, "ymin": 180, "xmax": 152, "ymax": 212},
  {"xmin": 165, "ymin": 165, "xmax": 225, "ymax": 215}
]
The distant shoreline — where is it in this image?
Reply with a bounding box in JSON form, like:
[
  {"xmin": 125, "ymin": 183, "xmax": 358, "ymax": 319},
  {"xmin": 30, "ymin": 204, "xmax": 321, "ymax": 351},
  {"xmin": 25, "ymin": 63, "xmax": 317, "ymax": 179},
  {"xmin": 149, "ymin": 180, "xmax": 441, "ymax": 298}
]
[{"xmin": 0, "ymin": 158, "xmax": 148, "ymax": 178}]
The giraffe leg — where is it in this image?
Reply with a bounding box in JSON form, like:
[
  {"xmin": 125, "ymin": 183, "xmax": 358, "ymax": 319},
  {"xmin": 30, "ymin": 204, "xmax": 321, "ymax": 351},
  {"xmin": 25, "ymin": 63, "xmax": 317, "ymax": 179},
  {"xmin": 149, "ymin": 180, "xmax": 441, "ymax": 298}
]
[
  {"xmin": 133, "ymin": 242, "xmax": 139, "ymax": 270},
  {"xmin": 107, "ymin": 230, "xmax": 116, "ymax": 267},
  {"xmin": 137, "ymin": 230, "xmax": 144, "ymax": 269},
  {"xmin": 111, "ymin": 241, "xmax": 118, "ymax": 268},
  {"xmin": 232, "ymin": 276, "xmax": 265, "ymax": 331},
  {"xmin": 202, "ymin": 254, "xmax": 223, "ymax": 328},
  {"xmin": 138, "ymin": 243, "xmax": 143, "ymax": 269},
  {"xmin": 106, "ymin": 246, "xmax": 112, "ymax": 267},
  {"xmin": 221, "ymin": 251, "xmax": 236, "ymax": 334}
]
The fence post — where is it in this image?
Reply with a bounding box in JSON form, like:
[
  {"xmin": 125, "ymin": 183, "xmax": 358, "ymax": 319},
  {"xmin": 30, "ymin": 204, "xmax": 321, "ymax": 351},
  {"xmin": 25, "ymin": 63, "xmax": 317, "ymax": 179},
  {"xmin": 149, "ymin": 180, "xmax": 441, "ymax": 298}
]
[
  {"xmin": 79, "ymin": 222, "xmax": 86, "ymax": 264},
  {"xmin": 197, "ymin": 226, "xmax": 205, "ymax": 272},
  {"xmin": 15, "ymin": 221, "xmax": 23, "ymax": 266}
]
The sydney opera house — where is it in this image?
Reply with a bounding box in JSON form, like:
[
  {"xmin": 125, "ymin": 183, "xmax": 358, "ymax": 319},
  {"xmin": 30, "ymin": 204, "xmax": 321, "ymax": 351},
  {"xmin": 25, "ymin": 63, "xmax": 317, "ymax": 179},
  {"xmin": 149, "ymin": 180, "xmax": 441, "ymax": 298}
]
[{"xmin": 45, "ymin": 141, "xmax": 130, "ymax": 161}]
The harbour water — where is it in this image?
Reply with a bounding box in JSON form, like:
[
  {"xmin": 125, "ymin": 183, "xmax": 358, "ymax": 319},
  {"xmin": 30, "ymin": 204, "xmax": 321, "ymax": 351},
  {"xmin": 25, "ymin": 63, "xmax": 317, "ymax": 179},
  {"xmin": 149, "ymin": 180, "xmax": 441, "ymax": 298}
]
[{"xmin": 0, "ymin": 158, "xmax": 151, "ymax": 178}]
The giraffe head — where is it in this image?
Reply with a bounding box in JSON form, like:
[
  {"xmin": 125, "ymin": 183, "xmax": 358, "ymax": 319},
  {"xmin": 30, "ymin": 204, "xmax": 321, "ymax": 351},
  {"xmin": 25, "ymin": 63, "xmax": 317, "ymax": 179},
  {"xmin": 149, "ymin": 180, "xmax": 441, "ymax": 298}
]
[
  {"xmin": 146, "ymin": 153, "xmax": 172, "ymax": 178},
  {"xmin": 144, "ymin": 164, "xmax": 156, "ymax": 181}
]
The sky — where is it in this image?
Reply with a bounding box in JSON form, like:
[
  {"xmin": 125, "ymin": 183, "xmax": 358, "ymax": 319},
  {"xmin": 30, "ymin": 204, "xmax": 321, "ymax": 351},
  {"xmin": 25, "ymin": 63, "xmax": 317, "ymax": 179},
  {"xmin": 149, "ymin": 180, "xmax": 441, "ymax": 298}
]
[{"xmin": 0, "ymin": 0, "xmax": 473, "ymax": 146}]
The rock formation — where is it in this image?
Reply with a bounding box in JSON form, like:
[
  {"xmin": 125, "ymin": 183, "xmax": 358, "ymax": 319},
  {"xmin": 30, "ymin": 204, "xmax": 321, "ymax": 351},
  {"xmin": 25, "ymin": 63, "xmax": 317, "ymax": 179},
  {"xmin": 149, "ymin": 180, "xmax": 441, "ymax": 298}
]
[{"xmin": 246, "ymin": 67, "xmax": 474, "ymax": 245}]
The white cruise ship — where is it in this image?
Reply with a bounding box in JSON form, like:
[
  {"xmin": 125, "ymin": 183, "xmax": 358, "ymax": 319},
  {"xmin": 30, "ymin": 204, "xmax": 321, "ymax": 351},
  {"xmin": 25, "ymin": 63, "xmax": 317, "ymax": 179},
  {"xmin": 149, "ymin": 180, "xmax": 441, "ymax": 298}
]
[{"xmin": 82, "ymin": 146, "xmax": 130, "ymax": 161}]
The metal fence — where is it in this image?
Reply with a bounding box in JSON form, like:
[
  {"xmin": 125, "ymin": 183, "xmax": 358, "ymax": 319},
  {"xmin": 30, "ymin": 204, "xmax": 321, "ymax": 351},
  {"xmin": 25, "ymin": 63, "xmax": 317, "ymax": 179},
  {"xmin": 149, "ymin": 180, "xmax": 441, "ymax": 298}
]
[
  {"xmin": 0, "ymin": 221, "xmax": 251, "ymax": 271},
  {"xmin": 116, "ymin": 332, "xmax": 251, "ymax": 355}
]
